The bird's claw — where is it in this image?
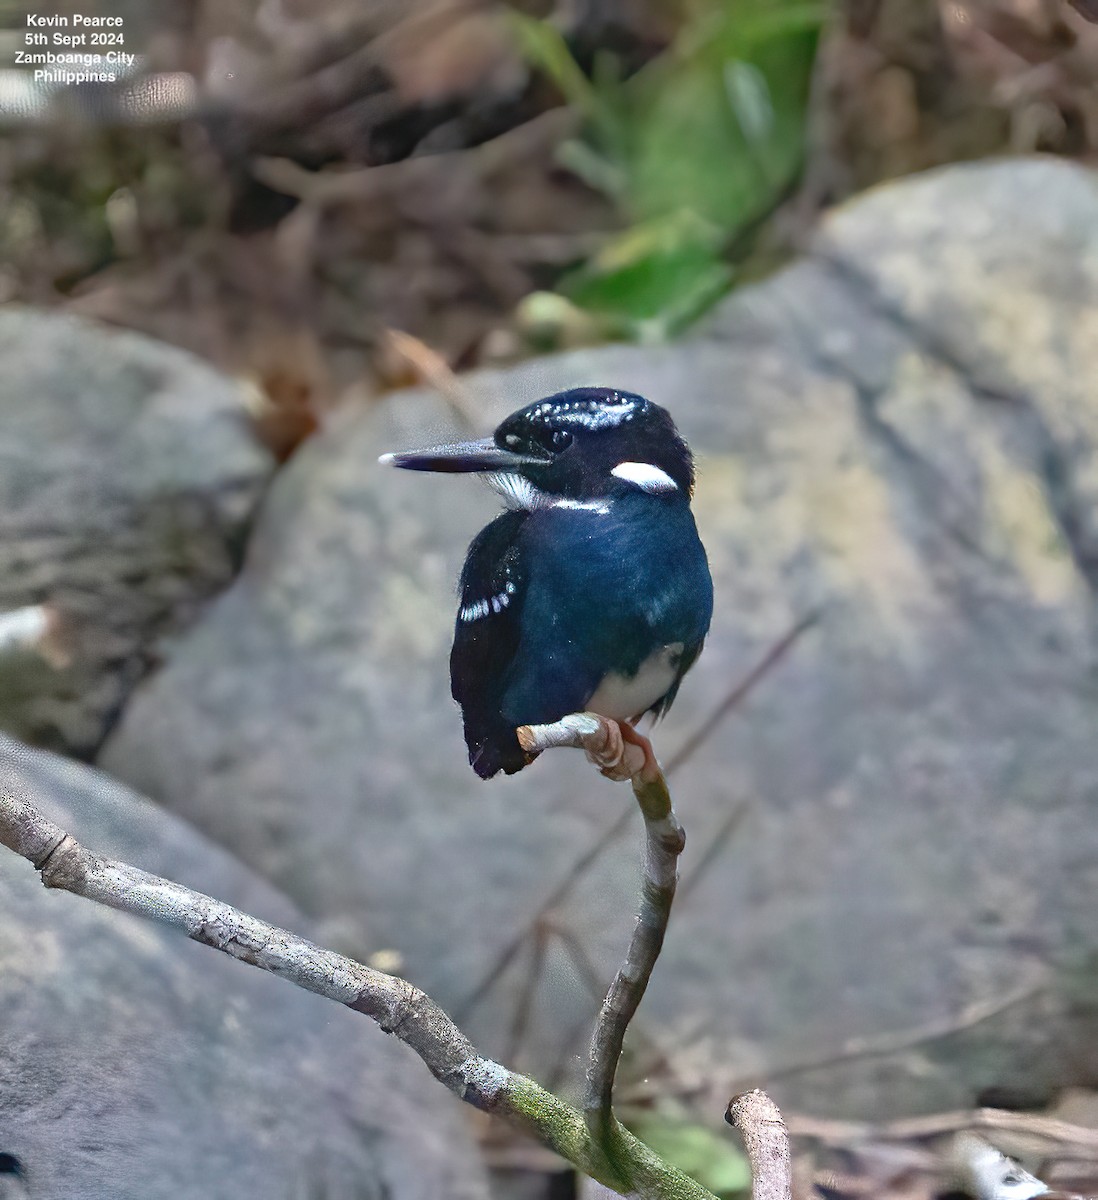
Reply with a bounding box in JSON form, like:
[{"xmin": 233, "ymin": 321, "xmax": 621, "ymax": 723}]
[
  {"xmin": 582, "ymin": 717, "xmax": 643, "ymax": 782},
  {"xmin": 517, "ymin": 713, "xmax": 659, "ymax": 784},
  {"xmin": 618, "ymin": 720, "xmax": 662, "ymax": 784}
]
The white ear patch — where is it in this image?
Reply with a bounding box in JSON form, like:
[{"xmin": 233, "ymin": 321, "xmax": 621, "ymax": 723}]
[
  {"xmin": 611, "ymin": 461, "xmax": 678, "ymax": 493},
  {"xmin": 482, "ymin": 473, "xmax": 611, "ymax": 514}
]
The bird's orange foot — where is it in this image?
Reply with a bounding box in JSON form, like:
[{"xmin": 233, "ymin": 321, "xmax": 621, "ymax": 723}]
[
  {"xmin": 516, "ymin": 713, "xmax": 657, "ymax": 783},
  {"xmin": 580, "ymin": 716, "xmax": 638, "ymax": 782},
  {"xmin": 620, "ymin": 720, "xmax": 661, "ymax": 785}
]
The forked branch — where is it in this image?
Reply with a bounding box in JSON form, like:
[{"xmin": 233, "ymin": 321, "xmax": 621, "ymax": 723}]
[
  {"xmin": 0, "ymin": 744, "xmax": 713, "ymax": 1200},
  {"xmin": 517, "ymin": 712, "xmax": 685, "ymax": 1145}
]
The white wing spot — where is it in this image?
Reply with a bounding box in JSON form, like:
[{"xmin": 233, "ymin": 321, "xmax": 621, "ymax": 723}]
[
  {"xmin": 461, "ymin": 590, "xmax": 511, "ymax": 622},
  {"xmin": 611, "ymin": 461, "xmax": 678, "ymax": 493},
  {"xmin": 459, "ymin": 599, "xmax": 489, "ymax": 623}
]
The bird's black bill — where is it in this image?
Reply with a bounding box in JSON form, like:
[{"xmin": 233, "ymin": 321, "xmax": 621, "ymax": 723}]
[{"xmin": 379, "ymin": 437, "xmax": 548, "ymax": 473}]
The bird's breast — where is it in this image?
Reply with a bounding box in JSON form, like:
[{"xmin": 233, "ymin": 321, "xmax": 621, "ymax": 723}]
[{"xmin": 586, "ymin": 642, "xmax": 684, "ymax": 721}]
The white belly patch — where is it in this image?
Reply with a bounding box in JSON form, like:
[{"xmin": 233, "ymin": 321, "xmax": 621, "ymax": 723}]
[{"xmin": 587, "ymin": 643, "xmax": 684, "ymax": 721}]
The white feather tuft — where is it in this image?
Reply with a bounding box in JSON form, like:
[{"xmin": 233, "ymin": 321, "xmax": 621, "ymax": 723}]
[{"xmin": 483, "ymin": 473, "xmax": 545, "ymax": 510}]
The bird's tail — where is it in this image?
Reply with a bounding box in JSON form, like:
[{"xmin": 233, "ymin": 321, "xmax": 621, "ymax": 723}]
[{"xmin": 468, "ymin": 725, "xmax": 533, "ymax": 779}]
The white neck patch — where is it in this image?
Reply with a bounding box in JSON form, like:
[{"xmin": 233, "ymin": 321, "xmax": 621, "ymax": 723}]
[
  {"xmin": 484, "ymin": 472, "xmax": 544, "ymax": 511},
  {"xmin": 611, "ymin": 461, "xmax": 678, "ymax": 493},
  {"xmin": 484, "ymin": 473, "xmax": 610, "ymax": 515}
]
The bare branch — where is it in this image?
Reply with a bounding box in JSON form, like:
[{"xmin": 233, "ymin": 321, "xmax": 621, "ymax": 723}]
[
  {"xmin": 726, "ymin": 1090, "xmax": 792, "ymax": 1200},
  {"xmin": 0, "ymin": 767, "xmax": 717, "ymax": 1200},
  {"xmin": 588, "ymin": 752, "xmax": 683, "ymax": 1139},
  {"xmin": 515, "ymin": 713, "xmax": 685, "ymax": 1146}
]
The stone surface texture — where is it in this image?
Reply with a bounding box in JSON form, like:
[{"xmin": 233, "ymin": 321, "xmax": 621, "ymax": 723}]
[
  {"xmin": 100, "ymin": 159, "xmax": 1098, "ymax": 1120},
  {"xmin": 0, "ymin": 310, "xmax": 274, "ymax": 757},
  {"xmin": 0, "ymin": 736, "xmax": 489, "ymax": 1200}
]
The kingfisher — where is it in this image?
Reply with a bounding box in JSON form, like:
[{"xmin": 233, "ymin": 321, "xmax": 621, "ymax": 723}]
[{"xmin": 380, "ymin": 386, "xmax": 713, "ymax": 779}]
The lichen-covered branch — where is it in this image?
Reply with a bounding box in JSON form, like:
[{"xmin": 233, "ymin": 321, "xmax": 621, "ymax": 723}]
[
  {"xmin": 726, "ymin": 1090, "xmax": 792, "ymax": 1200},
  {"xmin": 0, "ymin": 780, "xmax": 716, "ymax": 1200}
]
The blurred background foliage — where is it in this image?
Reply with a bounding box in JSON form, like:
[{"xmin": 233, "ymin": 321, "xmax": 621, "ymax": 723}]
[
  {"xmin": 512, "ymin": 0, "xmax": 821, "ymax": 337},
  {"xmin": 2, "ymin": 0, "xmax": 1098, "ymax": 457}
]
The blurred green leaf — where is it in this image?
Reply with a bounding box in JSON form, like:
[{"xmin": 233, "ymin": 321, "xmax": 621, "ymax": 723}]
[
  {"xmin": 560, "ymin": 210, "xmax": 732, "ymax": 333},
  {"xmin": 628, "ymin": 1111, "xmax": 752, "ymax": 1197},
  {"xmin": 555, "ymin": 138, "xmax": 628, "ymax": 203},
  {"xmin": 514, "ymin": 0, "xmax": 825, "ymax": 336}
]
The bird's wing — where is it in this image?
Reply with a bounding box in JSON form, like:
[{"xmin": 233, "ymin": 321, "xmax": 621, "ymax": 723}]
[
  {"xmin": 451, "ymin": 509, "xmax": 607, "ymax": 776},
  {"xmin": 450, "ymin": 510, "xmax": 531, "ymax": 777}
]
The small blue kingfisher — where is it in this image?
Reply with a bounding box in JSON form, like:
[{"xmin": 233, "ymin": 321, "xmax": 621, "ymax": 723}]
[{"xmin": 381, "ymin": 386, "xmax": 713, "ymax": 778}]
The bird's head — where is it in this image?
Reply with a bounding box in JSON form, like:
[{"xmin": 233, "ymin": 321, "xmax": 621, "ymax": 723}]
[{"xmin": 380, "ymin": 387, "xmax": 694, "ymax": 506}]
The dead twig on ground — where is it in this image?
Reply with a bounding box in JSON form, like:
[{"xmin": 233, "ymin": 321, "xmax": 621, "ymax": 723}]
[
  {"xmin": 252, "ymin": 108, "xmax": 578, "ymax": 209},
  {"xmin": 383, "ymin": 328, "xmax": 482, "ymax": 429},
  {"xmin": 722, "ymin": 974, "xmax": 1046, "ymax": 1100},
  {"xmin": 788, "ymin": 1106, "xmax": 1098, "ymax": 1156}
]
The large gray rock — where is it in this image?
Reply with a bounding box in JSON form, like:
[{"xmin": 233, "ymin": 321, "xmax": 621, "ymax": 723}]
[
  {"xmin": 101, "ymin": 159, "xmax": 1098, "ymax": 1121},
  {"xmin": 0, "ymin": 310, "xmax": 274, "ymax": 757},
  {"xmin": 0, "ymin": 736, "xmax": 489, "ymax": 1200}
]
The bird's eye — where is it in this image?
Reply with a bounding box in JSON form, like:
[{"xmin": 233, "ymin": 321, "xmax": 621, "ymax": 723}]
[{"xmin": 550, "ymin": 429, "xmax": 573, "ymax": 453}]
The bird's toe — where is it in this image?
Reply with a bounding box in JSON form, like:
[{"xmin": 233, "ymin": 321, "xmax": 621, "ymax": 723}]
[{"xmin": 620, "ymin": 721, "xmax": 661, "ymax": 784}]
